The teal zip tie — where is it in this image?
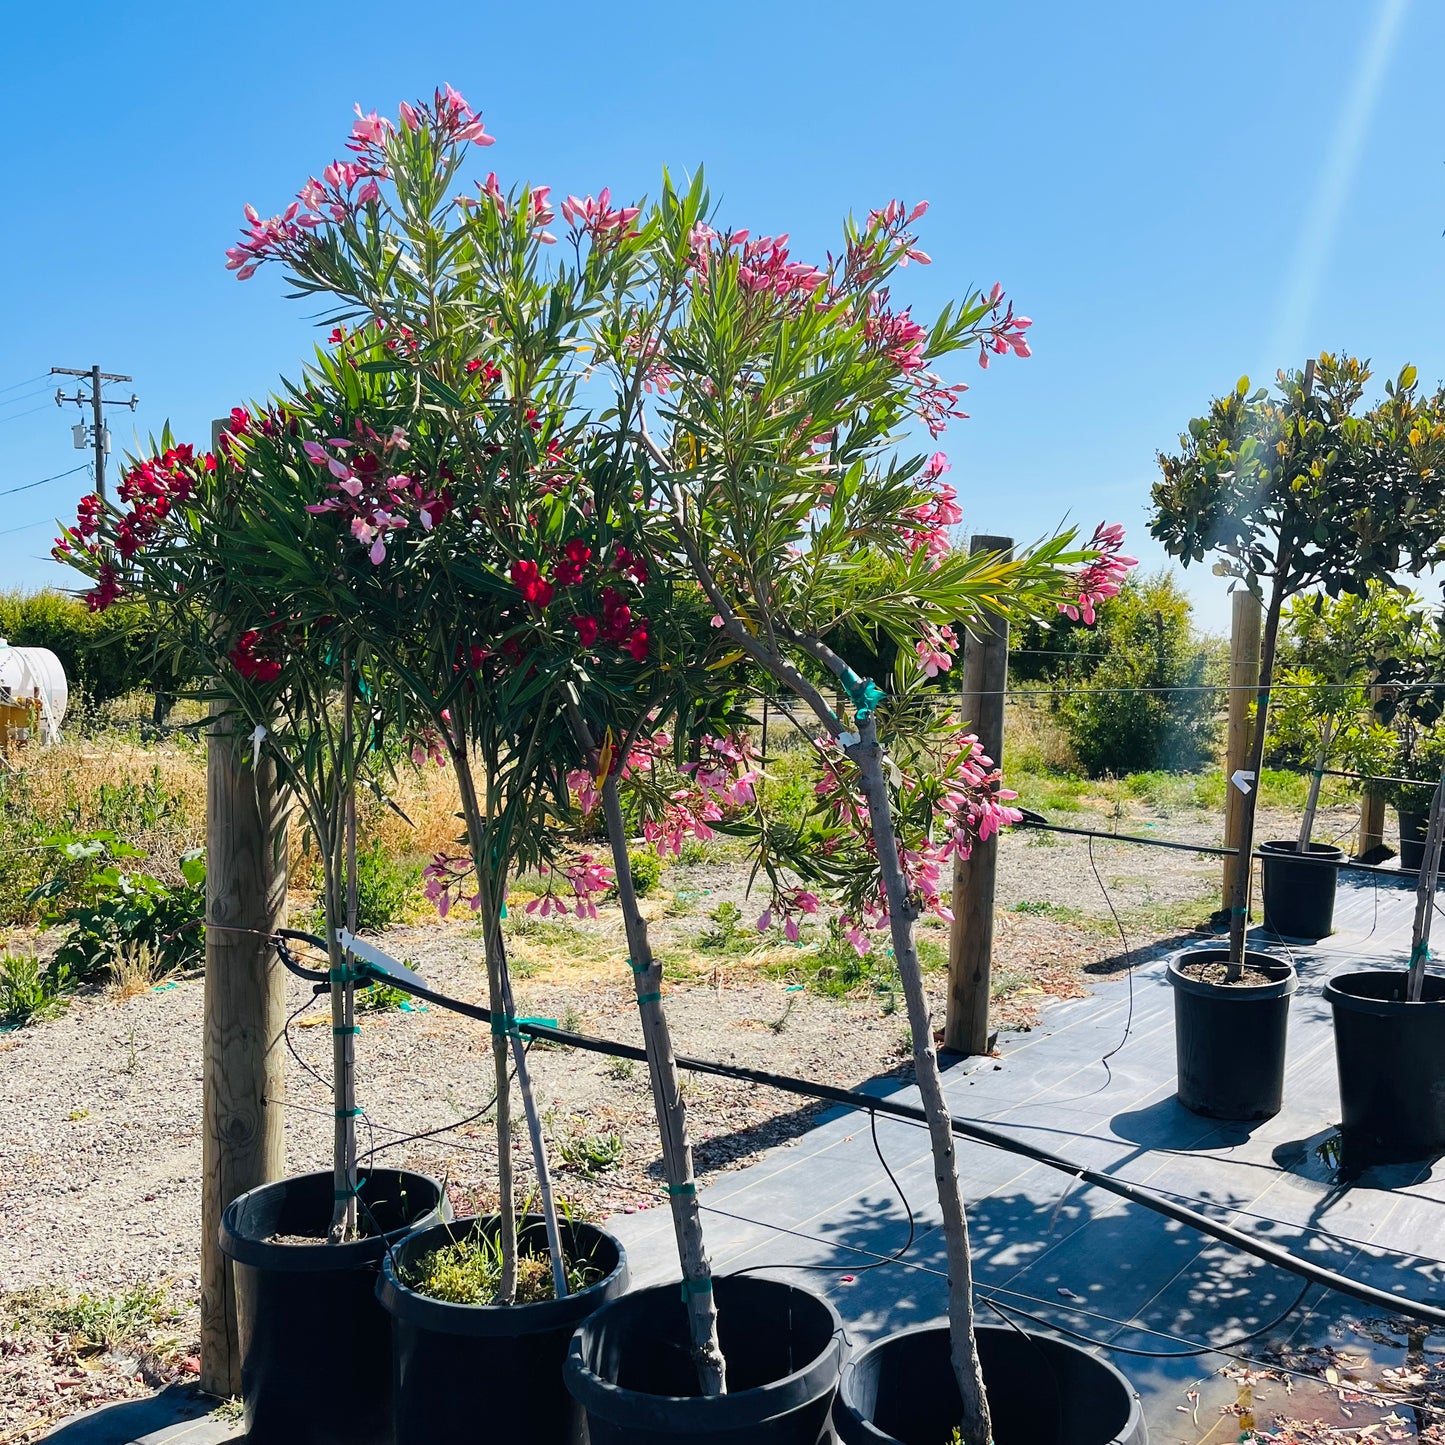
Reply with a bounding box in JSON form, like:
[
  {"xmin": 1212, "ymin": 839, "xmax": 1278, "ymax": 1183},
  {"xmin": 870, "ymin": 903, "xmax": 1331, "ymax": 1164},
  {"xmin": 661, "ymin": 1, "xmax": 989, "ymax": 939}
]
[
  {"xmin": 335, "ymin": 1107, "xmax": 362, "ymax": 1118},
  {"xmin": 628, "ymin": 959, "xmax": 651, "ymax": 975},
  {"xmin": 679, "ymin": 1277, "xmax": 713, "ymax": 1300},
  {"xmin": 1411, "ymin": 941, "xmax": 1431, "ymax": 964},
  {"xmin": 330, "ymin": 964, "xmax": 367, "ymax": 984},
  {"xmin": 636, "ymin": 991, "xmax": 662, "ymax": 1005},
  {"xmin": 490, "ymin": 1013, "xmax": 519, "ymax": 1038},
  {"xmin": 333, "ymin": 1025, "xmax": 360, "ymax": 1035},
  {"xmin": 499, "ymin": 901, "xmax": 508, "ymax": 919},
  {"xmin": 517, "ymin": 1015, "xmax": 558, "ymax": 1029},
  {"xmin": 1231, "ymin": 906, "xmax": 1249, "ymax": 916},
  {"xmin": 665, "ymin": 1182, "xmax": 696, "ymax": 1197}
]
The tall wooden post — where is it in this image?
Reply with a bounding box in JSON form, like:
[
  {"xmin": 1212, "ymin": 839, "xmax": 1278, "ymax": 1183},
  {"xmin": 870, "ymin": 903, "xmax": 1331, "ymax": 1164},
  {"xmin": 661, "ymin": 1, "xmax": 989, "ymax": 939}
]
[
  {"xmin": 1223, "ymin": 590, "xmax": 1263, "ymax": 908},
  {"xmin": 945, "ymin": 535, "xmax": 1013, "ymax": 1056},
  {"xmin": 199, "ymin": 425, "xmax": 289, "ymax": 1398}
]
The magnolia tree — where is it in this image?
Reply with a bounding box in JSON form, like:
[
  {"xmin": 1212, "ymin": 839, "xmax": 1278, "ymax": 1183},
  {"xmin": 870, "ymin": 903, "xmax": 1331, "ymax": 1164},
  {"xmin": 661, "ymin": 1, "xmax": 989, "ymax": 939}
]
[
  {"xmin": 1154, "ymin": 356, "xmax": 1445, "ymax": 973},
  {"xmin": 69, "ymin": 91, "xmax": 1133, "ymax": 1439}
]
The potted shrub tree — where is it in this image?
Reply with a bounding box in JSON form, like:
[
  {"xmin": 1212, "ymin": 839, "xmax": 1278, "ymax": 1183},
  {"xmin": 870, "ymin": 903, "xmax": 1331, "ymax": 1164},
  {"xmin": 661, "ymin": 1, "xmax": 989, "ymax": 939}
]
[
  {"xmin": 57, "ymin": 427, "xmax": 448, "ymax": 1445},
  {"xmin": 555, "ymin": 190, "xmax": 1143, "ymax": 1445},
  {"xmin": 1151, "ymin": 354, "xmax": 1445, "ymax": 1120}
]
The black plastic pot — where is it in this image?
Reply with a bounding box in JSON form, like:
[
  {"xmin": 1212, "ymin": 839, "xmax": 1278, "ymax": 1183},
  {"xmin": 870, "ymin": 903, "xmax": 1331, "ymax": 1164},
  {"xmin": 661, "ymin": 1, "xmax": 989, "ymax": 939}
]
[
  {"xmin": 1325, "ymin": 968, "xmax": 1445, "ymax": 1168},
  {"xmin": 564, "ymin": 1274, "xmax": 843, "ymax": 1444},
  {"xmin": 1398, "ymin": 809, "xmax": 1429, "ymax": 871},
  {"xmin": 833, "ymin": 1322, "xmax": 1146, "ymax": 1445},
  {"xmin": 1168, "ymin": 949, "xmax": 1298, "ymax": 1121},
  {"xmin": 1260, "ymin": 839, "xmax": 1342, "ymax": 940},
  {"xmin": 377, "ymin": 1213, "xmax": 629, "ymax": 1445},
  {"xmin": 219, "ymin": 1169, "xmax": 447, "ymax": 1445}
]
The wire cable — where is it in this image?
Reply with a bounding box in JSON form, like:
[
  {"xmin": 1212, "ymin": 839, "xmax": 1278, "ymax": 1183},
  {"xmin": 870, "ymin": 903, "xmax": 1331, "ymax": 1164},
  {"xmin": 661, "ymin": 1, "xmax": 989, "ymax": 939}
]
[
  {"xmin": 0, "ymin": 402, "xmax": 54, "ymax": 427},
  {"xmin": 0, "ymin": 373, "xmax": 48, "ymax": 397},
  {"xmin": 1087, "ymin": 833, "xmax": 1136, "ymax": 1084},
  {"xmin": 0, "ymin": 463, "xmax": 91, "ymax": 498}
]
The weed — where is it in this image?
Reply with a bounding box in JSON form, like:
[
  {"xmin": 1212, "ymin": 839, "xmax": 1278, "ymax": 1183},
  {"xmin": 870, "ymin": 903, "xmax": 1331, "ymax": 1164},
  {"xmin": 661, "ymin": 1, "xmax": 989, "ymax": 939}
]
[
  {"xmin": 763, "ymin": 921, "xmax": 902, "ymax": 1000},
  {"xmin": 897, "ymin": 1026, "xmax": 913, "ymax": 1057},
  {"xmin": 111, "ymin": 942, "xmax": 163, "ymax": 1000},
  {"xmin": 604, "ymin": 1056, "xmax": 637, "ymax": 1083},
  {"xmin": 0, "ymin": 953, "xmax": 71, "ymax": 1026},
  {"xmin": 678, "ymin": 839, "xmax": 716, "ymax": 866},
  {"xmin": 559, "ymin": 1129, "xmax": 625, "ymax": 1175},
  {"xmin": 45, "ymin": 1283, "xmax": 176, "ymax": 1355},
  {"xmin": 307, "ymin": 841, "xmax": 421, "ymax": 934},
  {"xmin": 355, "ymin": 980, "xmax": 409, "ymax": 1012},
  {"xmin": 627, "ymin": 850, "xmax": 661, "ymax": 897},
  {"xmin": 767, "ymin": 992, "xmax": 799, "ymax": 1034},
  {"xmin": 212, "ymin": 1399, "xmax": 245, "ymax": 1425},
  {"xmin": 698, "ymin": 900, "xmax": 748, "ymax": 954},
  {"xmin": 404, "ymin": 1225, "xmax": 601, "ymax": 1305},
  {"xmin": 1009, "ymin": 899, "xmax": 1086, "ymax": 926}
]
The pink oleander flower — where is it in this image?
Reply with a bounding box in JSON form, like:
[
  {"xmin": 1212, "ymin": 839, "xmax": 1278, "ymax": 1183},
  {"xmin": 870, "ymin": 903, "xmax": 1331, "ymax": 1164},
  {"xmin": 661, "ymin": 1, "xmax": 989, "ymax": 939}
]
[
  {"xmin": 915, "ymin": 624, "xmax": 957, "ymax": 677},
  {"xmin": 1059, "ymin": 522, "xmax": 1137, "ymax": 625}
]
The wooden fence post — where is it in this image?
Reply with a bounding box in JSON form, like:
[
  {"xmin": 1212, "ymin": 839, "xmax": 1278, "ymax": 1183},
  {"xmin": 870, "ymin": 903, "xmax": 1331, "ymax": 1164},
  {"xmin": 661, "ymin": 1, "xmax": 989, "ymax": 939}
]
[
  {"xmin": 1223, "ymin": 590, "xmax": 1263, "ymax": 910},
  {"xmin": 945, "ymin": 535, "xmax": 1013, "ymax": 1056},
  {"xmin": 199, "ymin": 430, "xmax": 289, "ymax": 1399}
]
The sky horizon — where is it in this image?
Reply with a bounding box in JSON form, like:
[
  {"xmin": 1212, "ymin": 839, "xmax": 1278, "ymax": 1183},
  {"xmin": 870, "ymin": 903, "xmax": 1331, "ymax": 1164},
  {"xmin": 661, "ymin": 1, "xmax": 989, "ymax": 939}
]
[{"xmin": 2, "ymin": 0, "xmax": 1442, "ymax": 634}]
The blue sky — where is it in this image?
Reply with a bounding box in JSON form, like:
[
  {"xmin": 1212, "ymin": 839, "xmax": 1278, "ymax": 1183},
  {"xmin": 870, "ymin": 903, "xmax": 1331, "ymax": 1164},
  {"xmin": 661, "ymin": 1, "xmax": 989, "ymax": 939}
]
[{"xmin": 2, "ymin": 0, "xmax": 1442, "ymax": 631}]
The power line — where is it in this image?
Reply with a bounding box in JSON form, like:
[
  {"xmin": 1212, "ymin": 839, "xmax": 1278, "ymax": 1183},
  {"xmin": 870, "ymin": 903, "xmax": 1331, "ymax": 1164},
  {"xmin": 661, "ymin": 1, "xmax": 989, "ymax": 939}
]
[
  {"xmin": 0, "ymin": 386, "xmax": 52, "ymax": 412},
  {"xmin": 0, "ymin": 402, "xmax": 55, "ymax": 427},
  {"xmin": 0, "ymin": 373, "xmax": 48, "ymax": 397},
  {"xmin": 0, "ymin": 463, "xmax": 91, "ymax": 499},
  {"xmin": 0, "ymin": 519, "xmax": 65, "ymax": 539}
]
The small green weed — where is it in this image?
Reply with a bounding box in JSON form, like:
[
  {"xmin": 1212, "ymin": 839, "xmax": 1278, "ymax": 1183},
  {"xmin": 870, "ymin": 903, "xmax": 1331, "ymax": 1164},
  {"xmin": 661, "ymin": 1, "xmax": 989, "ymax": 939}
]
[
  {"xmin": 604, "ymin": 1056, "xmax": 637, "ymax": 1083},
  {"xmin": 627, "ymin": 850, "xmax": 661, "ymax": 897},
  {"xmin": 406, "ymin": 1228, "xmax": 601, "ymax": 1305},
  {"xmin": 1, "ymin": 953, "xmax": 71, "ymax": 1026},
  {"xmin": 698, "ymin": 900, "xmax": 749, "ymax": 954},
  {"xmin": 45, "ymin": 1283, "xmax": 176, "ymax": 1355},
  {"xmin": 559, "ymin": 1130, "xmax": 625, "ymax": 1175},
  {"xmin": 355, "ymin": 980, "xmax": 409, "ymax": 1012}
]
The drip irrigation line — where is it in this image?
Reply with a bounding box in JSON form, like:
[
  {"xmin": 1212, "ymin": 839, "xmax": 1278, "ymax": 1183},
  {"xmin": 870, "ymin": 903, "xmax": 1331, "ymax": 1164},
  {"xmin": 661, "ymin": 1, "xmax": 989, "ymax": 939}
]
[
  {"xmin": 270, "ymin": 930, "xmax": 1445, "ymax": 1330},
  {"xmin": 1088, "ymin": 833, "xmax": 1136, "ymax": 1084}
]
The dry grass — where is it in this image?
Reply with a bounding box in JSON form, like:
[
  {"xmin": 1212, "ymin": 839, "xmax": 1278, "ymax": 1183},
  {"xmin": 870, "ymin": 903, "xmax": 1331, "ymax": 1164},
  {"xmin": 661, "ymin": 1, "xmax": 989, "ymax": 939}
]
[{"xmin": 110, "ymin": 943, "xmax": 164, "ymax": 1000}]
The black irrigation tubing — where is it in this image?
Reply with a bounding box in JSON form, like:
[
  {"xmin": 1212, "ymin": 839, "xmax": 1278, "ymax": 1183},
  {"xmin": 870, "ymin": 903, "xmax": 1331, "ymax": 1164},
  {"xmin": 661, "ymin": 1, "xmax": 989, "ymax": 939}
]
[
  {"xmin": 1013, "ymin": 814, "xmax": 1445, "ymax": 881},
  {"xmin": 273, "ymin": 929, "xmax": 1445, "ymax": 1330}
]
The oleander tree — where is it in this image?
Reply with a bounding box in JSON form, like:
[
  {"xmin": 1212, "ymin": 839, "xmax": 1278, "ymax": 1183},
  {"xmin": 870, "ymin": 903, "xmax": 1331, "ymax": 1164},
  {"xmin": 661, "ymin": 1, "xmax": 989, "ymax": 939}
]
[
  {"xmin": 1153, "ymin": 355, "xmax": 1445, "ymax": 973},
  {"xmin": 65, "ymin": 91, "xmax": 1136, "ymax": 1437}
]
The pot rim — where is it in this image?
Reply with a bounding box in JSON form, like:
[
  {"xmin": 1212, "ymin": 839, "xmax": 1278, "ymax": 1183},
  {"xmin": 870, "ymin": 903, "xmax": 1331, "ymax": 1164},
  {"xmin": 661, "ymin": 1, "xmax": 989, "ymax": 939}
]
[
  {"xmin": 1260, "ymin": 839, "xmax": 1344, "ymax": 861},
  {"xmin": 564, "ymin": 1274, "xmax": 844, "ymax": 1431},
  {"xmin": 219, "ymin": 1168, "xmax": 445, "ymax": 1274},
  {"xmin": 377, "ymin": 1213, "xmax": 627, "ymax": 1336},
  {"xmin": 1324, "ymin": 967, "xmax": 1445, "ymax": 1014},
  {"xmin": 1168, "ymin": 948, "xmax": 1298, "ymax": 1001},
  {"xmin": 834, "ymin": 1321, "xmax": 1144, "ymax": 1445}
]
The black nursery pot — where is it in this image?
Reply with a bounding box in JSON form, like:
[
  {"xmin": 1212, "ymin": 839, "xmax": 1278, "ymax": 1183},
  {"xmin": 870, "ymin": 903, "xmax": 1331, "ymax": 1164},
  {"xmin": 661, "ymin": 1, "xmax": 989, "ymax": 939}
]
[
  {"xmin": 1398, "ymin": 809, "xmax": 1430, "ymax": 871},
  {"xmin": 1168, "ymin": 949, "xmax": 1298, "ymax": 1121},
  {"xmin": 377, "ymin": 1213, "xmax": 629, "ymax": 1445},
  {"xmin": 1325, "ymin": 969, "xmax": 1445, "ymax": 1168},
  {"xmin": 1260, "ymin": 840, "xmax": 1342, "ymax": 940},
  {"xmin": 833, "ymin": 1322, "xmax": 1146, "ymax": 1445},
  {"xmin": 219, "ymin": 1168, "xmax": 447, "ymax": 1445},
  {"xmin": 564, "ymin": 1274, "xmax": 843, "ymax": 1445}
]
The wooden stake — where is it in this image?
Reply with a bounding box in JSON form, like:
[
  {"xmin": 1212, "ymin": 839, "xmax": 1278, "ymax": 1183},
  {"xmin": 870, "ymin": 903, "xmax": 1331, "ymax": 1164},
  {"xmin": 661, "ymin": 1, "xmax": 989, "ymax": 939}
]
[
  {"xmin": 945, "ymin": 535, "xmax": 1012, "ymax": 1057},
  {"xmin": 199, "ymin": 702, "xmax": 288, "ymax": 1398},
  {"xmin": 1359, "ymin": 684, "xmax": 1386, "ymax": 857},
  {"xmin": 1223, "ymin": 590, "xmax": 1263, "ymax": 906},
  {"xmin": 1296, "ymin": 715, "xmax": 1334, "ymax": 852},
  {"xmin": 1407, "ymin": 764, "xmax": 1445, "ymax": 1002}
]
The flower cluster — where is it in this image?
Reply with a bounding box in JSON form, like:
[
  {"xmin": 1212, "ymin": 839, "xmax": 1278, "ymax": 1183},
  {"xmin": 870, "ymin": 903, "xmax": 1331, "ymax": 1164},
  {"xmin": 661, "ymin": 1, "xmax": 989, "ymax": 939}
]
[
  {"xmin": 757, "ymin": 887, "xmax": 821, "ymax": 942},
  {"xmin": 640, "ymin": 732, "xmax": 756, "ymax": 857},
  {"xmin": 915, "ymin": 624, "xmax": 958, "ymax": 677},
  {"xmin": 55, "ymin": 442, "xmax": 218, "ymax": 612},
  {"xmin": 422, "ymin": 852, "xmax": 480, "ymax": 918},
  {"xmin": 228, "ymin": 87, "xmax": 493, "ymax": 280},
  {"xmin": 560, "ymin": 188, "xmax": 640, "ymax": 242},
  {"xmin": 896, "ymin": 452, "xmax": 963, "ymax": 564},
  {"xmin": 510, "ymin": 544, "xmax": 652, "ymax": 663},
  {"xmin": 526, "ymin": 853, "xmax": 615, "ymax": 920},
  {"xmin": 1060, "ymin": 522, "xmax": 1137, "ymax": 625},
  {"xmin": 303, "ymin": 425, "xmax": 449, "ymax": 566},
  {"xmin": 228, "ymin": 622, "xmax": 288, "ymax": 684}
]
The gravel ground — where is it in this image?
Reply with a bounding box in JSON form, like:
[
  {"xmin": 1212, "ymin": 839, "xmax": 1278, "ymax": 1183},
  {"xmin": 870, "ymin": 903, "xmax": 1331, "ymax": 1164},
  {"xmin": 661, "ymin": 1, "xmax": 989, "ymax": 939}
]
[{"xmin": 0, "ymin": 798, "xmax": 1354, "ymax": 1440}]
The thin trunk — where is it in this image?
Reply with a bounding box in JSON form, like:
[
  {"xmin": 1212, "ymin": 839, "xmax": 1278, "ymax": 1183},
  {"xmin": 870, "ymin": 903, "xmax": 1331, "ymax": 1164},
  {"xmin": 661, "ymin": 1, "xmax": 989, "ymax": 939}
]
[
  {"xmin": 1228, "ymin": 576, "xmax": 1286, "ymax": 975},
  {"xmin": 851, "ymin": 714, "xmax": 992, "ymax": 1445},
  {"xmin": 1296, "ymin": 715, "xmax": 1334, "ymax": 853},
  {"xmin": 1407, "ymin": 764, "xmax": 1445, "ymax": 1002},
  {"xmin": 495, "ymin": 914, "xmax": 569, "ymax": 1298},
  {"xmin": 328, "ymin": 666, "xmax": 359, "ymax": 1241},
  {"xmin": 598, "ymin": 769, "xmax": 726, "ymax": 1394},
  {"xmin": 449, "ymin": 741, "xmax": 518, "ymax": 1303}
]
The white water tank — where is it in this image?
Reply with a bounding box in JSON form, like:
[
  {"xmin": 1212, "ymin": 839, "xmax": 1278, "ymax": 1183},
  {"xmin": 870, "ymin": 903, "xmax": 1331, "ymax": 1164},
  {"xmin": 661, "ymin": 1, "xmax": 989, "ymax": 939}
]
[{"xmin": 0, "ymin": 640, "xmax": 68, "ymax": 742}]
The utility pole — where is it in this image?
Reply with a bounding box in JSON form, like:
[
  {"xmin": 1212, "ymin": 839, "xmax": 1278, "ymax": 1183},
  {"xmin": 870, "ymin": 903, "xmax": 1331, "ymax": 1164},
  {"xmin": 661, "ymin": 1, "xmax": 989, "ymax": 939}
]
[{"xmin": 51, "ymin": 366, "xmax": 138, "ymax": 502}]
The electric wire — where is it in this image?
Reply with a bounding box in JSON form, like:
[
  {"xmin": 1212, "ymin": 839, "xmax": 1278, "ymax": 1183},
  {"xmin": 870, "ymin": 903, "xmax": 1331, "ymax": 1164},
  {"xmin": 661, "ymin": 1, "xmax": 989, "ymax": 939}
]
[
  {"xmin": 0, "ymin": 373, "xmax": 48, "ymax": 396},
  {"xmin": 0, "ymin": 463, "xmax": 91, "ymax": 498},
  {"xmin": 0, "ymin": 402, "xmax": 55, "ymax": 427}
]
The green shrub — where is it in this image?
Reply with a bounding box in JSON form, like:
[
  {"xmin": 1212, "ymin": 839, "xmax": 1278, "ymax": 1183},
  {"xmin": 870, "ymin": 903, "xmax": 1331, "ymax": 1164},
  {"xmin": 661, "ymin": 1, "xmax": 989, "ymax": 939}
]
[
  {"xmin": 307, "ymin": 841, "xmax": 421, "ymax": 934},
  {"xmin": 28, "ymin": 833, "xmax": 205, "ymax": 980},
  {"xmin": 1011, "ymin": 572, "xmax": 1221, "ymax": 777},
  {"xmin": 627, "ymin": 850, "xmax": 661, "ymax": 896},
  {"xmin": 404, "ymin": 1227, "xmax": 601, "ymax": 1306},
  {"xmin": 0, "ymin": 953, "xmax": 72, "ymax": 1026}
]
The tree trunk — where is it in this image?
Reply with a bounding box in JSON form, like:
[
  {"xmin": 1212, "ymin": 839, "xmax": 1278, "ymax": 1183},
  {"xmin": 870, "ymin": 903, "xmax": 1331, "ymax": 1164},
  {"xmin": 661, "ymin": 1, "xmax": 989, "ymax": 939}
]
[
  {"xmin": 1296, "ymin": 716, "xmax": 1334, "ymax": 852},
  {"xmin": 850, "ymin": 714, "xmax": 992, "ymax": 1445},
  {"xmin": 1407, "ymin": 765, "xmax": 1445, "ymax": 1002},
  {"xmin": 599, "ymin": 771, "xmax": 727, "ymax": 1394},
  {"xmin": 1228, "ymin": 578, "xmax": 1286, "ymax": 974}
]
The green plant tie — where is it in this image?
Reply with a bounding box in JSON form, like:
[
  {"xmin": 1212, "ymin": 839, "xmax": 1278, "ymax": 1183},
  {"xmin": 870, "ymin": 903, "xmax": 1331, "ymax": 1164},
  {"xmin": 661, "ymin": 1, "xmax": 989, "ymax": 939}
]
[
  {"xmin": 665, "ymin": 1182, "xmax": 696, "ymax": 1197},
  {"xmin": 628, "ymin": 959, "xmax": 651, "ymax": 975},
  {"xmin": 1231, "ymin": 906, "xmax": 1248, "ymax": 916},
  {"xmin": 333, "ymin": 1025, "xmax": 360, "ymax": 1035},
  {"xmin": 499, "ymin": 902, "xmax": 508, "ymax": 919},
  {"xmin": 839, "ymin": 667, "xmax": 888, "ymax": 722},
  {"xmin": 335, "ymin": 1108, "xmax": 362, "ymax": 1119},
  {"xmin": 679, "ymin": 1276, "xmax": 713, "ymax": 1300},
  {"xmin": 636, "ymin": 991, "xmax": 662, "ymax": 1005},
  {"xmin": 490, "ymin": 1012, "xmax": 520, "ymax": 1039},
  {"xmin": 518, "ymin": 1015, "xmax": 557, "ymax": 1029},
  {"xmin": 330, "ymin": 963, "xmax": 366, "ymax": 985},
  {"xmin": 1411, "ymin": 941, "xmax": 1431, "ymax": 965}
]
